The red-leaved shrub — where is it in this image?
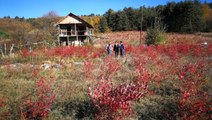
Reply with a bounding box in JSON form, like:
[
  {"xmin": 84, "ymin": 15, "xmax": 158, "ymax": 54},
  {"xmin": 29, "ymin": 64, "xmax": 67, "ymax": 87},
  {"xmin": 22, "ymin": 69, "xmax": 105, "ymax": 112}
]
[{"xmin": 21, "ymin": 78, "xmax": 55, "ymax": 119}]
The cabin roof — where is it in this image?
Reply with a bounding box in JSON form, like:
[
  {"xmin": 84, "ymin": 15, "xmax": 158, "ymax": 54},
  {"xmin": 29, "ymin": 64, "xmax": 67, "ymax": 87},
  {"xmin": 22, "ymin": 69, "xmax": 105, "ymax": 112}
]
[{"xmin": 56, "ymin": 12, "xmax": 93, "ymax": 28}]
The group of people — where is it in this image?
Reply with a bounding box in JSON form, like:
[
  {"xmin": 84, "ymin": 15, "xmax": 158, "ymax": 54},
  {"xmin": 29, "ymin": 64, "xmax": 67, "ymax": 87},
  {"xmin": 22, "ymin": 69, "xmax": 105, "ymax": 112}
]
[{"xmin": 105, "ymin": 41, "xmax": 124, "ymax": 57}]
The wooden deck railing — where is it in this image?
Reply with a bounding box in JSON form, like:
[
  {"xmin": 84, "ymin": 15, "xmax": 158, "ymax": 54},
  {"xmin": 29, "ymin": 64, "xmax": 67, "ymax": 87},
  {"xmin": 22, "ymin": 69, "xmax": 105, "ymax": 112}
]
[{"xmin": 59, "ymin": 30, "xmax": 92, "ymax": 36}]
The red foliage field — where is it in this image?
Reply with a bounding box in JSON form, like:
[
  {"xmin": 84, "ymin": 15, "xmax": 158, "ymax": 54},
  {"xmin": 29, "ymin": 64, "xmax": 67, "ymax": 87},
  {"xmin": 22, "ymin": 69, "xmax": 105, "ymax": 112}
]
[{"xmin": 0, "ymin": 31, "xmax": 211, "ymax": 120}]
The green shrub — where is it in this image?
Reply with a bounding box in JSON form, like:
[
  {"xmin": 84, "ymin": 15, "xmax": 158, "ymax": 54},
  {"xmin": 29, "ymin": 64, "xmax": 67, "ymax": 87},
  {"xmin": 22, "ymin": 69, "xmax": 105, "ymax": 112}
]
[
  {"xmin": 0, "ymin": 31, "xmax": 8, "ymax": 40},
  {"xmin": 145, "ymin": 27, "xmax": 166, "ymax": 46}
]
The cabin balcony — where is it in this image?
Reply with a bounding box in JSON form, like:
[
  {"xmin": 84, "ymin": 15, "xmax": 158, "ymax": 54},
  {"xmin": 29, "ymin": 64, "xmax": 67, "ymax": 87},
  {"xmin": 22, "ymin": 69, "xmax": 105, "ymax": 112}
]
[{"xmin": 59, "ymin": 30, "xmax": 92, "ymax": 37}]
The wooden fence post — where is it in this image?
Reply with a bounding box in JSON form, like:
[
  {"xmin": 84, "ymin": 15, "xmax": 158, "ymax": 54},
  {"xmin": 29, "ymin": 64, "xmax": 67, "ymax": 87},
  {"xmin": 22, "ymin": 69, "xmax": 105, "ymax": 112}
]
[
  {"xmin": 4, "ymin": 44, "xmax": 6, "ymax": 55},
  {"xmin": 0, "ymin": 48, "xmax": 4, "ymax": 57},
  {"xmin": 10, "ymin": 44, "xmax": 15, "ymax": 56}
]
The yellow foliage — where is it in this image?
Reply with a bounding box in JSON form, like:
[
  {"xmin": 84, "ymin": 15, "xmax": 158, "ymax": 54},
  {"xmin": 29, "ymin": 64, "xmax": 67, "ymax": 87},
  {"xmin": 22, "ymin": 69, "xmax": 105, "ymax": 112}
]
[
  {"xmin": 0, "ymin": 19, "xmax": 33, "ymax": 32},
  {"xmin": 82, "ymin": 16, "xmax": 101, "ymax": 33},
  {"xmin": 201, "ymin": 4, "xmax": 212, "ymax": 22}
]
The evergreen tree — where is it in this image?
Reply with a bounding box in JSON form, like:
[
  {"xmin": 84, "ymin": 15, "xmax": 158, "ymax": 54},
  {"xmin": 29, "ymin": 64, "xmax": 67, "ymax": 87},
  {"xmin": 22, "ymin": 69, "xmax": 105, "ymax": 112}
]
[
  {"xmin": 15, "ymin": 16, "xmax": 20, "ymax": 19},
  {"xmin": 209, "ymin": 2, "xmax": 212, "ymax": 8},
  {"xmin": 113, "ymin": 11, "xmax": 130, "ymax": 31},
  {"xmin": 104, "ymin": 9, "xmax": 116, "ymax": 30},
  {"xmin": 99, "ymin": 16, "xmax": 108, "ymax": 33},
  {"xmin": 162, "ymin": 2, "xmax": 177, "ymax": 32},
  {"xmin": 123, "ymin": 7, "xmax": 138, "ymax": 30},
  {"xmin": 163, "ymin": 0, "xmax": 204, "ymax": 33}
]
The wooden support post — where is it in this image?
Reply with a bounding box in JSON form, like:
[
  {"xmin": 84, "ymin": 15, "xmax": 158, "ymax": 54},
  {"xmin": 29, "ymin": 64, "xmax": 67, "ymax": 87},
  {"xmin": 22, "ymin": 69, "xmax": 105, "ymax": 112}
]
[
  {"xmin": 58, "ymin": 24, "xmax": 60, "ymax": 34},
  {"xmin": 75, "ymin": 24, "xmax": 78, "ymax": 46},
  {"xmin": 85, "ymin": 26, "xmax": 87, "ymax": 35},
  {"xmin": 68, "ymin": 37, "xmax": 70, "ymax": 46},
  {"xmin": 58, "ymin": 24, "xmax": 61, "ymax": 46},
  {"xmin": 75, "ymin": 24, "xmax": 77, "ymax": 35},
  {"xmin": 58, "ymin": 36, "xmax": 60, "ymax": 46}
]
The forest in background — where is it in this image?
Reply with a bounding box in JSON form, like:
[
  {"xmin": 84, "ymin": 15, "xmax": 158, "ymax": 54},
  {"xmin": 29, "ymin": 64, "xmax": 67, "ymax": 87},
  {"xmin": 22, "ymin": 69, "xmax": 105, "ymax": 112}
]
[
  {"xmin": 99, "ymin": 0, "xmax": 212, "ymax": 33},
  {"xmin": 0, "ymin": 0, "xmax": 211, "ymax": 45}
]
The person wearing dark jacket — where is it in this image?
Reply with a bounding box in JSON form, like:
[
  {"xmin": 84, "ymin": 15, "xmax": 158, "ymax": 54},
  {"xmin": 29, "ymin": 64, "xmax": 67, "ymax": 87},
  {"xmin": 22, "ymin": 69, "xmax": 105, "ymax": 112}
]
[
  {"xmin": 120, "ymin": 41, "xmax": 124, "ymax": 57},
  {"xmin": 113, "ymin": 41, "xmax": 119, "ymax": 57}
]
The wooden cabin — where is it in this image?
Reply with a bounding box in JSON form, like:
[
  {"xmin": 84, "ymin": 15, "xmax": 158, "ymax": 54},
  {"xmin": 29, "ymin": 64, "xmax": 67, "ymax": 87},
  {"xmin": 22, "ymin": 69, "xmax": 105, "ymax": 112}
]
[{"xmin": 56, "ymin": 13, "xmax": 93, "ymax": 46}]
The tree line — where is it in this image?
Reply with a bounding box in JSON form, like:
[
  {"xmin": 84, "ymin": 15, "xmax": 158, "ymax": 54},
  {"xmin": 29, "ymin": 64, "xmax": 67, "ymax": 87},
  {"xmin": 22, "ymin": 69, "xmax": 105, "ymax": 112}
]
[{"xmin": 99, "ymin": 0, "xmax": 212, "ymax": 33}]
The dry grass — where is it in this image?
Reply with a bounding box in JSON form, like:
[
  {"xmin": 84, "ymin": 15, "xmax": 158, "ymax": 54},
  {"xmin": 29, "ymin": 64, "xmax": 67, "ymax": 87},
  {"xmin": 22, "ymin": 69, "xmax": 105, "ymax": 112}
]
[{"xmin": 94, "ymin": 31, "xmax": 212, "ymax": 47}]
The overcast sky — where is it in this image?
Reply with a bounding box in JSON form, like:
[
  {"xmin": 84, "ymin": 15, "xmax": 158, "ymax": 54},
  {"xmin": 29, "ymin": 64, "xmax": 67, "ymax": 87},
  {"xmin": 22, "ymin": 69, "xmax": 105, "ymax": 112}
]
[{"xmin": 0, "ymin": 0, "xmax": 210, "ymax": 18}]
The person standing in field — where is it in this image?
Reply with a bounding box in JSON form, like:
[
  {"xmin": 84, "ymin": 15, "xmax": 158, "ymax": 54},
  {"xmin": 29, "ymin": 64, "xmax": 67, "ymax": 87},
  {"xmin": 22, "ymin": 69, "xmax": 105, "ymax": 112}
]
[
  {"xmin": 113, "ymin": 41, "xmax": 119, "ymax": 58},
  {"xmin": 106, "ymin": 42, "xmax": 113, "ymax": 56},
  {"xmin": 120, "ymin": 41, "xmax": 124, "ymax": 57}
]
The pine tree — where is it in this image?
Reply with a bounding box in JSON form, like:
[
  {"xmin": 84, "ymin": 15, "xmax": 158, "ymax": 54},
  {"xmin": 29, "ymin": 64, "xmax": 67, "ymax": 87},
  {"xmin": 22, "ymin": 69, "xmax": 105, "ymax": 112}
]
[
  {"xmin": 99, "ymin": 16, "xmax": 108, "ymax": 33},
  {"xmin": 113, "ymin": 11, "xmax": 130, "ymax": 31},
  {"xmin": 123, "ymin": 7, "xmax": 138, "ymax": 30},
  {"xmin": 104, "ymin": 9, "xmax": 116, "ymax": 30},
  {"xmin": 163, "ymin": 0, "xmax": 204, "ymax": 33}
]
